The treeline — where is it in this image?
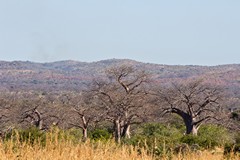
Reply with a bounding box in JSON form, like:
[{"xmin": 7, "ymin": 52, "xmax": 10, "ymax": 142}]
[{"xmin": 0, "ymin": 65, "xmax": 240, "ymax": 154}]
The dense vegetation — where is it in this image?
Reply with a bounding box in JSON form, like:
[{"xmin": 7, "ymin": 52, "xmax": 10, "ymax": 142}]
[
  {"xmin": 0, "ymin": 62, "xmax": 240, "ymax": 159},
  {"xmin": 1, "ymin": 124, "xmax": 239, "ymax": 159}
]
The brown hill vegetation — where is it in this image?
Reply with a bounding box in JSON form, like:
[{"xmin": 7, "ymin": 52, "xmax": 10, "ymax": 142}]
[{"xmin": 0, "ymin": 59, "xmax": 240, "ymax": 96}]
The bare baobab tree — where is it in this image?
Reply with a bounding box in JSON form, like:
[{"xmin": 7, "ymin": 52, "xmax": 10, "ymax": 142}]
[
  {"xmin": 64, "ymin": 92, "xmax": 102, "ymax": 141},
  {"xmin": 156, "ymin": 79, "xmax": 223, "ymax": 135},
  {"xmin": 19, "ymin": 93, "xmax": 64, "ymax": 130},
  {"xmin": 18, "ymin": 95, "xmax": 48, "ymax": 130},
  {"xmin": 91, "ymin": 65, "xmax": 149, "ymax": 143}
]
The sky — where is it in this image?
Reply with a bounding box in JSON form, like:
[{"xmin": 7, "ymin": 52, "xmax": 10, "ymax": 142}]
[{"xmin": 0, "ymin": 0, "xmax": 239, "ymax": 65}]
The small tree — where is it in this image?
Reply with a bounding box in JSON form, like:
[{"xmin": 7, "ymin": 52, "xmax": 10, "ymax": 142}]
[
  {"xmin": 19, "ymin": 96, "xmax": 46, "ymax": 130},
  {"xmin": 66, "ymin": 92, "xmax": 102, "ymax": 141},
  {"xmin": 19, "ymin": 93, "xmax": 64, "ymax": 130}
]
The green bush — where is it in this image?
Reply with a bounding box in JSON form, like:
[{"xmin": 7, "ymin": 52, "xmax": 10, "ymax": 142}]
[
  {"xmin": 50, "ymin": 127, "xmax": 83, "ymax": 143},
  {"xmin": 180, "ymin": 125, "xmax": 232, "ymax": 149},
  {"xmin": 198, "ymin": 125, "xmax": 232, "ymax": 148},
  {"xmin": 166, "ymin": 115, "xmax": 185, "ymax": 132},
  {"xmin": 5, "ymin": 127, "xmax": 46, "ymax": 145},
  {"xmin": 224, "ymin": 132, "xmax": 240, "ymax": 155},
  {"xmin": 180, "ymin": 135, "xmax": 200, "ymax": 146},
  {"xmin": 124, "ymin": 123, "xmax": 232, "ymax": 157},
  {"xmin": 5, "ymin": 127, "xmax": 84, "ymax": 145},
  {"xmin": 141, "ymin": 123, "xmax": 183, "ymax": 140},
  {"xmin": 235, "ymin": 132, "xmax": 240, "ymax": 144},
  {"xmin": 124, "ymin": 123, "xmax": 183, "ymax": 156},
  {"xmin": 224, "ymin": 143, "xmax": 240, "ymax": 155},
  {"xmin": 89, "ymin": 129, "xmax": 112, "ymax": 141}
]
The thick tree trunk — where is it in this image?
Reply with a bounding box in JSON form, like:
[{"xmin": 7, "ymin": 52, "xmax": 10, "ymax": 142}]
[
  {"xmin": 185, "ymin": 122, "xmax": 198, "ymax": 135},
  {"xmin": 172, "ymin": 109, "xmax": 199, "ymax": 135},
  {"xmin": 114, "ymin": 118, "xmax": 121, "ymax": 143},
  {"xmin": 184, "ymin": 118, "xmax": 198, "ymax": 135}
]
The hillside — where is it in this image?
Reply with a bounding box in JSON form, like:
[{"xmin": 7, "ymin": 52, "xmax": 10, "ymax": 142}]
[{"xmin": 0, "ymin": 59, "xmax": 240, "ymax": 97}]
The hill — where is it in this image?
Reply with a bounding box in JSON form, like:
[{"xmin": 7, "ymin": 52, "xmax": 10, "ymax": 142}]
[{"xmin": 0, "ymin": 59, "xmax": 240, "ymax": 97}]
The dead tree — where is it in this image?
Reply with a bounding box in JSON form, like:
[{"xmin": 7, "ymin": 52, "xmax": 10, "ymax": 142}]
[
  {"xmin": 155, "ymin": 79, "xmax": 223, "ymax": 135},
  {"xmin": 91, "ymin": 65, "xmax": 149, "ymax": 142}
]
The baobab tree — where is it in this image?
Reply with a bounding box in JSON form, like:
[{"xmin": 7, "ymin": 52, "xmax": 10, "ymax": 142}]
[
  {"xmin": 91, "ymin": 65, "xmax": 149, "ymax": 143},
  {"xmin": 65, "ymin": 92, "xmax": 103, "ymax": 141},
  {"xmin": 19, "ymin": 93, "xmax": 64, "ymax": 130},
  {"xmin": 21, "ymin": 105, "xmax": 44, "ymax": 130},
  {"xmin": 156, "ymin": 79, "xmax": 223, "ymax": 135}
]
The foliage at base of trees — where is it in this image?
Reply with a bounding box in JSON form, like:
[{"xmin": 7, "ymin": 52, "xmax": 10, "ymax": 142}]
[
  {"xmin": 123, "ymin": 123, "xmax": 233, "ymax": 156},
  {"xmin": 5, "ymin": 127, "xmax": 46, "ymax": 145},
  {"xmin": 224, "ymin": 133, "xmax": 240, "ymax": 155},
  {"xmin": 2, "ymin": 123, "xmax": 237, "ymax": 157},
  {"xmin": 89, "ymin": 128, "xmax": 112, "ymax": 141}
]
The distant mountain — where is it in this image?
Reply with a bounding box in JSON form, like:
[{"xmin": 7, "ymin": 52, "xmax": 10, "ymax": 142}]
[{"xmin": 0, "ymin": 59, "xmax": 240, "ymax": 97}]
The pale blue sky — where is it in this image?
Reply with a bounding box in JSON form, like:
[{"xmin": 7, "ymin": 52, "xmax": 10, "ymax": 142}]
[{"xmin": 0, "ymin": 0, "xmax": 239, "ymax": 65}]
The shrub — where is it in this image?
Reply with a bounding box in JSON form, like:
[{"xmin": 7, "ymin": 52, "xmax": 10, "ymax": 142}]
[
  {"xmin": 124, "ymin": 123, "xmax": 183, "ymax": 157},
  {"xmin": 224, "ymin": 132, "xmax": 240, "ymax": 155},
  {"xmin": 224, "ymin": 143, "xmax": 240, "ymax": 155},
  {"xmin": 180, "ymin": 125, "xmax": 232, "ymax": 149},
  {"xmin": 198, "ymin": 125, "xmax": 233, "ymax": 148},
  {"xmin": 5, "ymin": 127, "xmax": 46, "ymax": 145},
  {"xmin": 141, "ymin": 123, "xmax": 183, "ymax": 140},
  {"xmin": 89, "ymin": 129, "xmax": 112, "ymax": 141},
  {"xmin": 50, "ymin": 127, "xmax": 83, "ymax": 143}
]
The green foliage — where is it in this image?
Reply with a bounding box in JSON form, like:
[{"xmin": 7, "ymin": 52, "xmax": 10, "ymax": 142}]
[
  {"xmin": 124, "ymin": 123, "xmax": 233, "ymax": 158},
  {"xmin": 181, "ymin": 125, "xmax": 232, "ymax": 149},
  {"xmin": 89, "ymin": 129, "xmax": 112, "ymax": 141},
  {"xmin": 5, "ymin": 127, "xmax": 83, "ymax": 145},
  {"xmin": 166, "ymin": 114, "xmax": 185, "ymax": 131},
  {"xmin": 48, "ymin": 127, "xmax": 83, "ymax": 143},
  {"xmin": 124, "ymin": 123, "xmax": 183, "ymax": 156},
  {"xmin": 198, "ymin": 125, "xmax": 232, "ymax": 148},
  {"xmin": 141, "ymin": 123, "xmax": 183, "ymax": 138},
  {"xmin": 5, "ymin": 127, "xmax": 46, "ymax": 145},
  {"xmin": 224, "ymin": 132, "xmax": 240, "ymax": 155},
  {"xmin": 2, "ymin": 123, "xmax": 234, "ymax": 158},
  {"xmin": 224, "ymin": 143, "xmax": 240, "ymax": 155},
  {"xmin": 235, "ymin": 132, "xmax": 240, "ymax": 144}
]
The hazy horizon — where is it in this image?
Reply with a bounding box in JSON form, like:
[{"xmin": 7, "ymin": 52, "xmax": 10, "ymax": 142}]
[
  {"xmin": 1, "ymin": 58, "xmax": 240, "ymax": 67},
  {"xmin": 0, "ymin": 1, "xmax": 239, "ymax": 65}
]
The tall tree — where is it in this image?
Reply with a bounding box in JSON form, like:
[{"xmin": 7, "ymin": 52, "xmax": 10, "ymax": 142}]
[
  {"xmin": 156, "ymin": 79, "xmax": 223, "ymax": 135},
  {"xmin": 91, "ymin": 65, "xmax": 149, "ymax": 142}
]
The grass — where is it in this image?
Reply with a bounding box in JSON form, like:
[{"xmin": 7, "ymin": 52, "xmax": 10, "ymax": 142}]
[
  {"xmin": 0, "ymin": 141, "xmax": 153, "ymax": 160},
  {"xmin": 0, "ymin": 132, "xmax": 153, "ymax": 160},
  {"xmin": 0, "ymin": 131, "xmax": 239, "ymax": 160}
]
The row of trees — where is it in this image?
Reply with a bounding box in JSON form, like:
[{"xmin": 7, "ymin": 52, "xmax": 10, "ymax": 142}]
[{"xmin": 0, "ymin": 65, "xmax": 237, "ymax": 142}]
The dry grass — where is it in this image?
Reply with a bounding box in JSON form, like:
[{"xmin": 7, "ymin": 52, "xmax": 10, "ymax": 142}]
[
  {"xmin": 0, "ymin": 133, "xmax": 239, "ymax": 160},
  {"xmin": 0, "ymin": 138, "xmax": 153, "ymax": 160},
  {"xmin": 164, "ymin": 147, "xmax": 240, "ymax": 160}
]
